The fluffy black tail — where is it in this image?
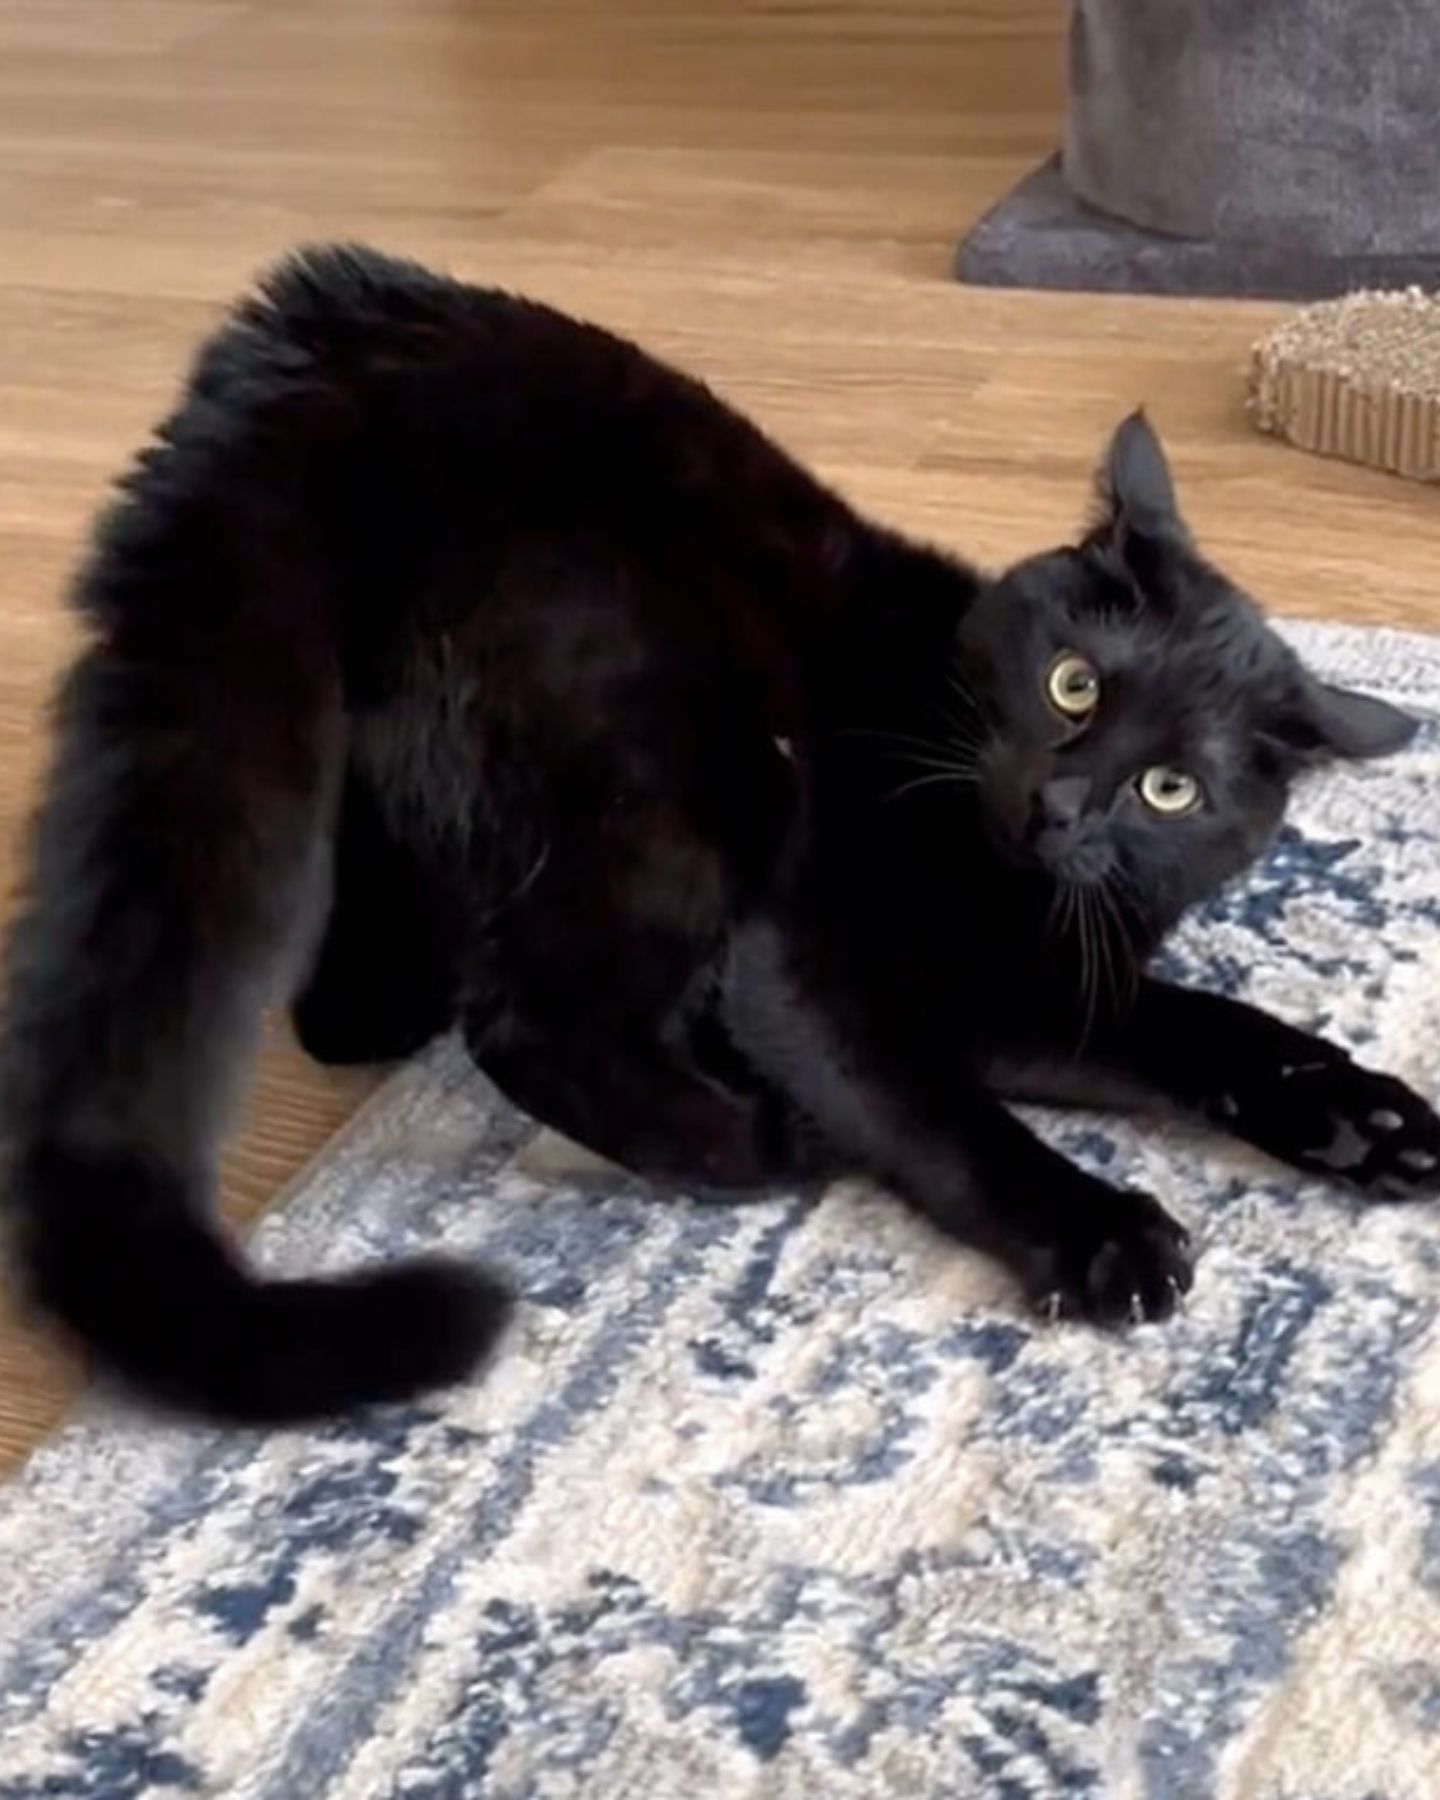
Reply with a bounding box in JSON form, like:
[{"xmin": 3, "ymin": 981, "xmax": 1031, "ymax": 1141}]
[{"xmin": 2, "ymin": 290, "xmax": 509, "ymax": 1422}]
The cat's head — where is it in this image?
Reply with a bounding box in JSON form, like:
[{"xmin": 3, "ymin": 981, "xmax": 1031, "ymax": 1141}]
[{"xmin": 958, "ymin": 412, "xmax": 1416, "ymax": 933}]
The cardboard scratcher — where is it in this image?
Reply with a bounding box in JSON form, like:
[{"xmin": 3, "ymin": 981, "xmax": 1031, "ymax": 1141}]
[{"xmin": 1249, "ymin": 289, "xmax": 1440, "ymax": 482}]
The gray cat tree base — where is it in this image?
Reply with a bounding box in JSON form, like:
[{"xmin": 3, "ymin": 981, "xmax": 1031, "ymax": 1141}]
[{"xmin": 958, "ymin": 2, "xmax": 1440, "ymax": 300}]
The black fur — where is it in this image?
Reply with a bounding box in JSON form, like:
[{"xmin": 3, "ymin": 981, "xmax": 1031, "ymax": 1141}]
[{"xmin": 3, "ymin": 245, "xmax": 1435, "ymax": 1421}]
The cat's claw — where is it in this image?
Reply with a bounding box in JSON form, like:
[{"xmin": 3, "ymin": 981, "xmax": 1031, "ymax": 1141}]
[{"xmin": 1029, "ymin": 1189, "xmax": 1194, "ymax": 1330}]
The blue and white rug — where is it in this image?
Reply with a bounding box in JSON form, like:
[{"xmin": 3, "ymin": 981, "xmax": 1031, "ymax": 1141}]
[{"xmin": 2, "ymin": 621, "xmax": 1439, "ymax": 1800}]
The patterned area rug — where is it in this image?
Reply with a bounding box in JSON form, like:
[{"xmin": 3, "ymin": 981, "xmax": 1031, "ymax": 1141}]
[{"xmin": 2, "ymin": 622, "xmax": 1439, "ymax": 1800}]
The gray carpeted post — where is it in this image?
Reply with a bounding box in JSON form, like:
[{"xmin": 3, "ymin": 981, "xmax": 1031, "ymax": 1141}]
[{"xmin": 958, "ymin": 0, "xmax": 1440, "ymax": 299}]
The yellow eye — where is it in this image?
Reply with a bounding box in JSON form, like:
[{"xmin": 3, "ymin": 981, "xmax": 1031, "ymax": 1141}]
[
  {"xmin": 1045, "ymin": 652, "xmax": 1101, "ymax": 720},
  {"xmin": 1138, "ymin": 765, "xmax": 1202, "ymax": 816}
]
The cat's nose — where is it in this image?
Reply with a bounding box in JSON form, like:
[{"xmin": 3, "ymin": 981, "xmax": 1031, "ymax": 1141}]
[{"xmin": 1037, "ymin": 775, "xmax": 1090, "ymax": 830}]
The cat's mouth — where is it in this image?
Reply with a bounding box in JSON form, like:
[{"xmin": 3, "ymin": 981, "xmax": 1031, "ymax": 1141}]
[
  {"xmin": 1030, "ymin": 829, "xmax": 1117, "ymax": 887},
  {"xmin": 980, "ymin": 767, "xmax": 1118, "ymax": 887}
]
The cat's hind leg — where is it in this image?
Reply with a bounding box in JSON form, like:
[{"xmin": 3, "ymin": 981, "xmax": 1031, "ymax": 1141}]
[
  {"xmin": 292, "ymin": 770, "xmax": 459, "ymax": 1065},
  {"xmin": 464, "ymin": 993, "xmax": 829, "ymax": 1194}
]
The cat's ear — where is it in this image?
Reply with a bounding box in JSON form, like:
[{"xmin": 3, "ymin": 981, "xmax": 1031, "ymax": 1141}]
[
  {"xmin": 1270, "ymin": 671, "xmax": 1419, "ymax": 762},
  {"xmin": 1092, "ymin": 410, "xmax": 1188, "ymax": 544}
]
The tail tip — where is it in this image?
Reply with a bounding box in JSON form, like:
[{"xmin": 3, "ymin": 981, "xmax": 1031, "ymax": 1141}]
[
  {"xmin": 10, "ymin": 1139, "xmax": 516, "ymax": 1423},
  {"xmin": 349, "ymin": 1257, "xmax": 515, "ymax": 1401}
]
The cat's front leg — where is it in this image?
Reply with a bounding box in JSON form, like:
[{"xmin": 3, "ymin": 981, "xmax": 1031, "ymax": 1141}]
[
  {"xmin": 1094, "ymin": 980, "xmax": 1440, "ymax": 1199},
  {"xmin": 722, "ymin": 919, "xmax": 1194, "ymax": 1324}
]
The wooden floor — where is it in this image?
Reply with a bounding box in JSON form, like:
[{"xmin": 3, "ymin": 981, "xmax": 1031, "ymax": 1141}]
[{"xmin": 1, "ymin": 0, "xmax": 1437, "ymax": 1472}]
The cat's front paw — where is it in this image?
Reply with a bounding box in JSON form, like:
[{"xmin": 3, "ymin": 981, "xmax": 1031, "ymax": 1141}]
[
  {"xmin": 1028, "ymin": 1189, "xmax": 1194, "ymax": 1328},
  {"xmin": 1220, "ymin": 1056, "xmax": 1440, "ymax": 1200}
]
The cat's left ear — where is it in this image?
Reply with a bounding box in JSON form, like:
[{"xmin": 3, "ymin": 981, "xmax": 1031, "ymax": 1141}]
[
  {"xmin": 1093, "ymin": 410, "xmax": 1189, "ymax": 545},
  {"xmin": 1271, "ymin": 670, "xmax": 1419, "ymax": 762}
]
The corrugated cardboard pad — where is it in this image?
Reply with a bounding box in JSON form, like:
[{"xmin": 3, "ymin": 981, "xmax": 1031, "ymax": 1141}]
[{"xmin": 1250, "ymin": 289, "xmax": 1440, "ymax": 482}]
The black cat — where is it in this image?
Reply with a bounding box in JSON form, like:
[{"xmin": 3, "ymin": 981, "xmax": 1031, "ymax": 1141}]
[{"xmin": 4, "ymin": 245, "xmax": 1437, "ymax": 1423}]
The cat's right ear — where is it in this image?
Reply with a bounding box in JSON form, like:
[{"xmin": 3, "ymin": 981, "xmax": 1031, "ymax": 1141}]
[{"xmin": 1090, "ymin": 411, "xmax": 1189, "ymax": 546}]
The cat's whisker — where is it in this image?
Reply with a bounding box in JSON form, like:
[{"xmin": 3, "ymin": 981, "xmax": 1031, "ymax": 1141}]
[
  {"xmin": 1095, "ymin": 890, "xmax": 1122, "ymax": 1017},
  {"xmin": 1088, "ymin": 892, "xmax": 1105, "ymax": 1046},
  {"xmin": 1051, "ymin": 878, "xmax": 1104, "ymax": 1046},
  {"xmin": 1097, "ymin": 874, "xmax": 1141, "ymax": 1007},
  {"xmin": 881, "ymin": 769, "xmax": 981, "ymax": 805},
  {"xmin": 842, "ymin": 727, "xmax": 972, "ymax": 755},
  {"xmin": 1117, "ymin": 915, "xmax": 1140, "ymax": 1007},
  {"xmin": 880, "ymin": 750, "xmax": 983, "ymax": 777},
  {"xmin": 1048, "ymin": 878, "xmax": 1078, "ymax": 945},
  {"xmin": 1079, "ymin": 885, "xmax": 1116, "ymax": 1052},
  {"xmin": 476, "ymin": 838, "xmax": 553, "ymax": 934},
  {"xmin": 934, "ymin": 694, "xmax": 987, "ymax": 744},
  {"xmin": 1073, "ymin": 887, "xmax": 1096, "ymax": 1050},
  {"xmin": 843, "ymin": 725, "xmax": 989, "ymax": 774},
  {"xmin": 1108, "ymin": 860, "xmax": 1142, "ymax": 907},
  {"xmin": 935, "ymin": 717, "xmax": 989, "ymax": 761},
  {"xmin": 933, "ymin": 731, "xmax": 987, "ymax": 765},
  {"xmin": 942, "ymin": 664, "xmax": 985, "ymax": 720},
  {"xmin": 1077, "ymin": 892, "xmax": 1092, "ymax": 1047}
]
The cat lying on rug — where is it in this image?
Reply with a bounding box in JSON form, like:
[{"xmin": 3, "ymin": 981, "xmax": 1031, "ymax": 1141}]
[{"xmin": 3, "ymin": 245, "xmax": 1437, "ymax": 1424}]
